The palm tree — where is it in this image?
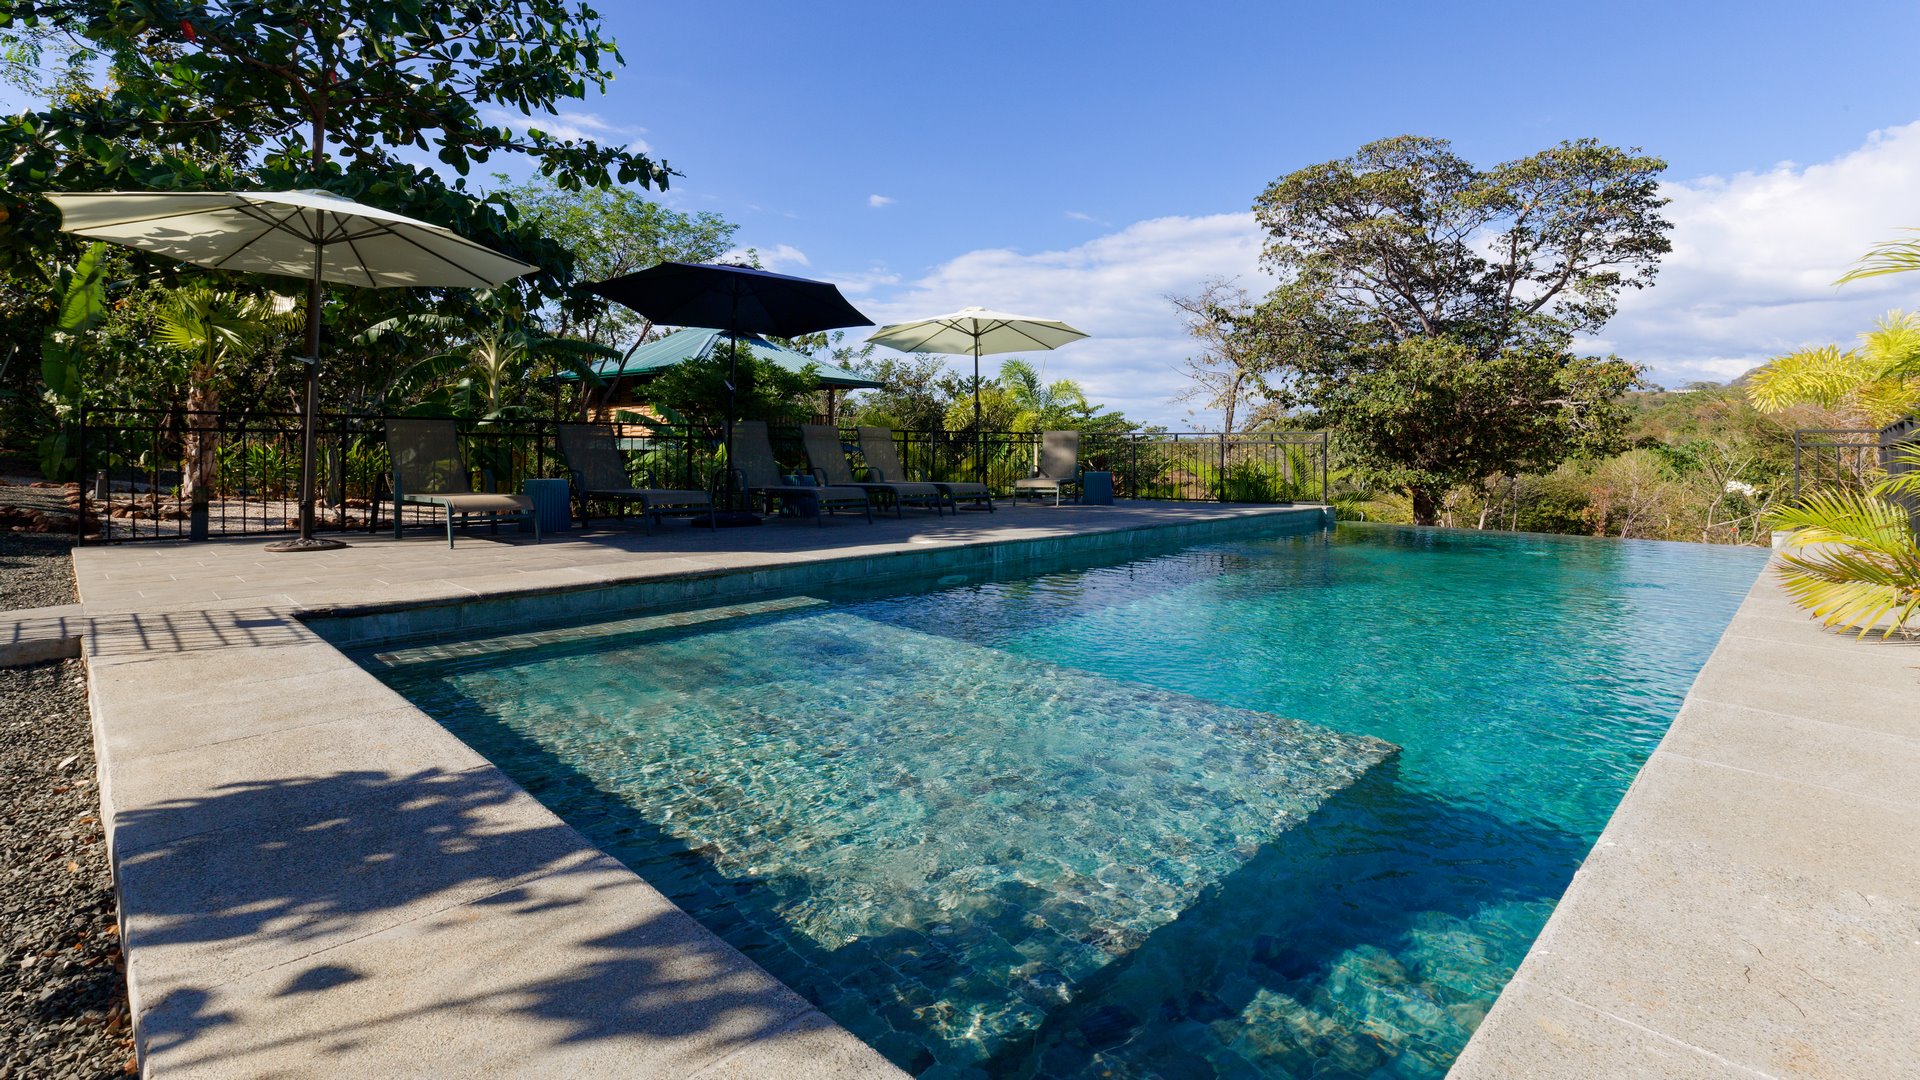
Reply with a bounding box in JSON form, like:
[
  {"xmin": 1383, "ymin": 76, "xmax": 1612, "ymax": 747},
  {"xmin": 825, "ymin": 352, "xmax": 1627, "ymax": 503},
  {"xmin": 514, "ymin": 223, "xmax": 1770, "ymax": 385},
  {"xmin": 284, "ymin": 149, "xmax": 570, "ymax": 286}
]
[
  {"xmin": 1771, "ymin": 458, "xmax": 1920, "ymax": 639},
  {"xmin": 1744, "ymin": 311, "xmax": 1920, "ymax": 428},
  {"xmin": 155, "ymin": 287, "xmax": 282, "ymax": 510}
]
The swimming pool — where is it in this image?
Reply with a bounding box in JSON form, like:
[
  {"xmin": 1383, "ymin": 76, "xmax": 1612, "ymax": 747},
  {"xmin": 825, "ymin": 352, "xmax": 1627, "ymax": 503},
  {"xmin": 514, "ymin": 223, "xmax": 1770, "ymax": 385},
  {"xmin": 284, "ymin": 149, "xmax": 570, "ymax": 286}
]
[{"xmin": 359, "ymin": 522, "xmax": 1766, "ymax": 1078}]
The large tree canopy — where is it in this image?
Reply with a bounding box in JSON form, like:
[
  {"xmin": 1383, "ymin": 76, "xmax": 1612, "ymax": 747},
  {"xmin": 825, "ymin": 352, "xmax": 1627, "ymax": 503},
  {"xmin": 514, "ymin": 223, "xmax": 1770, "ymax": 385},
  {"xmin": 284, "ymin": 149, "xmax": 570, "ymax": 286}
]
[
  {"xmin": 0, "ymin": 0, "xmax": 666, "ymax": 301},
  {"xmin": 1248, "ymin": 135, "xmax": 1672, "ymax": 523}
]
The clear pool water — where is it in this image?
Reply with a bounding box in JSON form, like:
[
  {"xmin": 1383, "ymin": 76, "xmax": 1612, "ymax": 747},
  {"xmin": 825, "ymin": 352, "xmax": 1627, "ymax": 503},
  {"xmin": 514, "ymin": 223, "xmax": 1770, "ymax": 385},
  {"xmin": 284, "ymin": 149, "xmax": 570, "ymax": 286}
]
[{"xmin": 362, "ymin": 522, "xmax": 1766, "ymax": 1078}]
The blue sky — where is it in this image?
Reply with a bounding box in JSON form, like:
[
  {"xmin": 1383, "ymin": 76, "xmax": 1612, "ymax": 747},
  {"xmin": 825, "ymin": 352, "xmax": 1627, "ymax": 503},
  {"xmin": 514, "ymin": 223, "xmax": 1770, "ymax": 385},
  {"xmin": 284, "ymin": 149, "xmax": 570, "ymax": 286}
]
[{"xmin": 525, "ymin": 0, "xmax": 1920, "ymax": 425}]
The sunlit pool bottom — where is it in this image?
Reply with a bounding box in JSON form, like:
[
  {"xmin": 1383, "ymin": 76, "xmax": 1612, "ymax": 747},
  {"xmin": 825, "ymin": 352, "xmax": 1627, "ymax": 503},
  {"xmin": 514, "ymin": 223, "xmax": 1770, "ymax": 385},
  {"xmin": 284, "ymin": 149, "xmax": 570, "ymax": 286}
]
[{"xmin": 358, "ymin": 522, "xmax": 1767, "ymax": 1078}]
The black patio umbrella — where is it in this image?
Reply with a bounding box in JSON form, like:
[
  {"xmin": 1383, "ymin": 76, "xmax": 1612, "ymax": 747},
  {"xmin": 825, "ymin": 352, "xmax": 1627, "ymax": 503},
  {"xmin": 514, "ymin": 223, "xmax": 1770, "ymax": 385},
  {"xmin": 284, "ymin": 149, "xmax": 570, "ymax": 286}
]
[{"xmin": 586, "ymin": 262, "xmax": 873, "ymax": 513}]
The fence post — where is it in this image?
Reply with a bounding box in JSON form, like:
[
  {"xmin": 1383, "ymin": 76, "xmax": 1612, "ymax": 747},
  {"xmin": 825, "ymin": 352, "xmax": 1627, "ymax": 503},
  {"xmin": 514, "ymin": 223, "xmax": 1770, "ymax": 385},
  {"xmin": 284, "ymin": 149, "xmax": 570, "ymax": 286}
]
[
  {"xmin": 73, "ymin": 403, "xmax": 87, "ymax": 544},
  {"xmin": 1320, "ymin": 431, "xmax": 1329, "ymax": 505},
  {"xmin": 1792, "ymin": 432, "xmax": 1802, "ymax": 502}
]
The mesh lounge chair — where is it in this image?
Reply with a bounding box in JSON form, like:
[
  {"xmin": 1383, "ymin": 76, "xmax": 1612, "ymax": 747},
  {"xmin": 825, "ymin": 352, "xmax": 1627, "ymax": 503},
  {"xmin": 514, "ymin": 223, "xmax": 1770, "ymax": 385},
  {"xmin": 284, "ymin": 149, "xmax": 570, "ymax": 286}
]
[
  {"xmin": 556, "ymin": 423, "xmax": 714, "ymax": 534},
  {"xmin": 731, "ymin": 420, "xmax": 872, "ymax": 525},
  {"xmin": 1013, "ymin": 430, "xmax": 1082, "ymax": 505},
  {"xmin": 857, "ymin": 427, "xmax": 994, "ymax": 512},
  {"xmin": 799, "ymin": 424, "xmax": 946, "ymax": 517},
  {"xmin": 385, "ymin": 418, "xmax": 539, "ymax": 547}
]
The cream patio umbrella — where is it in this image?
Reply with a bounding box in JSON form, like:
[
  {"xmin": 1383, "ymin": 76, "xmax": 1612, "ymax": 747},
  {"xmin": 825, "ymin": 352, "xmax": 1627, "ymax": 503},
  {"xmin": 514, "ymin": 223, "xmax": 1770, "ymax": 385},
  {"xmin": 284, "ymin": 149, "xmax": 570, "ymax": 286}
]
[
  {"xmin": 46, "ymin": 189, "xmax": 536, "ymax": 552},
  {"xmin": 866, "ymin": 307, "xmax": 1088, "ymax": 481}
]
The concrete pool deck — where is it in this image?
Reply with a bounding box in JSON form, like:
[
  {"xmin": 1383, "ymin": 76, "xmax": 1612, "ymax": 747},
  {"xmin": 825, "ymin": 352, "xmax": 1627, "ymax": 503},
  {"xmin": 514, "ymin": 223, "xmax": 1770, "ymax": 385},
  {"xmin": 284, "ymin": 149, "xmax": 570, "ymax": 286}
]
[
  {"xmin": 1450, "ymin": 562, "xmax": 1920, "ymax": 1079},
  {"xmin": 30, "ymin": 500, "xmax": 1329, "ymax": 1077}
]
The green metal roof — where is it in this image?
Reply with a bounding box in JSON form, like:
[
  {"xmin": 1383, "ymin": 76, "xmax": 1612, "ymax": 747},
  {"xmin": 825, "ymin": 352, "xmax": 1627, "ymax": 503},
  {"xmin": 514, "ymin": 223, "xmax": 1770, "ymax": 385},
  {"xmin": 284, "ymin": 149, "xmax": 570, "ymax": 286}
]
[{"xmin": 564, "ymin": 327, "xmax": 882, "ymax": 390}]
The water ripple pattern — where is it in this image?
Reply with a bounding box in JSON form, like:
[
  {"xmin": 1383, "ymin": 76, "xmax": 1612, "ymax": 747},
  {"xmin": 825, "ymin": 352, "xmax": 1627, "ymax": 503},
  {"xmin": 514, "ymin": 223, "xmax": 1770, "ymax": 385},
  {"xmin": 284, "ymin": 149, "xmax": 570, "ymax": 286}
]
[{"xmin": 363, "ymin": 522, "xmax": 1766, "ymax": 1078}]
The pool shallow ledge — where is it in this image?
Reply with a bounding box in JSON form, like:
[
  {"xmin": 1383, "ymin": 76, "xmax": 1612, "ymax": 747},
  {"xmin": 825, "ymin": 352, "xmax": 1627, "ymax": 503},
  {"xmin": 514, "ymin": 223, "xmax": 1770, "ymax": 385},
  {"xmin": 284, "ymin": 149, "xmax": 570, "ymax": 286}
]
[{"xmin": 76, "ymin": 503, "xmax": 1330, "ymax": 1076}]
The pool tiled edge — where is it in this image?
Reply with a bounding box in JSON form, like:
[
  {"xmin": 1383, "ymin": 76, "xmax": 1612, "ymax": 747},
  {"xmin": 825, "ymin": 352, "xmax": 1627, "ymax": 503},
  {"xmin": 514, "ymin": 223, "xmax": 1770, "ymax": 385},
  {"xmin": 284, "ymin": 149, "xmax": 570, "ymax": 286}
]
[
  {"xmin": 305, "ymin": 503, "xmax": 1334, "ymax": 648},
  {"xmin": 1447, "ymin": 562, "xmax": 1920, "ymax": 1079},
  {"xmin": 73, "ymin": 503, "xmax": 1326, "ymax": 1077}
]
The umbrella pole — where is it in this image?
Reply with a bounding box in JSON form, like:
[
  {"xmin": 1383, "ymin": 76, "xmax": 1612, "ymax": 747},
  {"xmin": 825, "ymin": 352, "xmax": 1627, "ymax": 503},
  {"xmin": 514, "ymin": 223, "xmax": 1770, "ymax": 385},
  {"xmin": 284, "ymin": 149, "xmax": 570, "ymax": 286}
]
[
  {"xmin": 973, "ymin": 340, "xmax": 984, "ymax": 486},
  {"xmin": 268, "ymin": 235, "xmax": 347, "ymax": 552},
  {"xmin": 724, "ymin": 329, "xmax": 738, "ymax": 512}
]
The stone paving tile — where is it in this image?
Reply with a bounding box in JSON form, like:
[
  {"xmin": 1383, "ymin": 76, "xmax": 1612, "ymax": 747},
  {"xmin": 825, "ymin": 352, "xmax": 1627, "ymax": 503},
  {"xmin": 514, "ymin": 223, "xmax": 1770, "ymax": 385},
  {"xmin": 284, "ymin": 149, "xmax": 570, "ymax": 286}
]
[
  {"xmin": 135, "ymin": 855, "xmax": 893, "ymax": 1080},
  {"xmin": 104, "ymin": 708, "xmax": 490, "ymax": 848},
  {"xmin": 91, "ymin": 660, "xmax": 418, "ymax": 762},
  {"xmin": 117, "ymin": 764, "xmax": 603, "ymax": 1003},
  {"xmin": 1452, "ymin": 562, "xmax": 1920, "ymax": 1080},
  {"xmin": 1515, "ymin": 838, "xmax": 1917, "ymax": 1080},
  {"xmin": 1448, "ymin": 979, "xmax": 1770, "ymax": 1080},
  {"xmin": 1606, "ymin": 754, "xmax": 1920, "ymax": 902},
  {"xmin": 1656, "ymin": 699, "xmax": 1920, "ymax": 810}
]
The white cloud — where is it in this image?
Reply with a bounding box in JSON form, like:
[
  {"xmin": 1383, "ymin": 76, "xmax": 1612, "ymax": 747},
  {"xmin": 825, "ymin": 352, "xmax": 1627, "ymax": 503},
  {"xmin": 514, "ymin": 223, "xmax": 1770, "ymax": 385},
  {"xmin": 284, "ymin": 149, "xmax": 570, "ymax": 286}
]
[
  {"xmin": 1064, "ymin": 210, "xmax": 1110, "ymax": 226},
  {"xmin": 840, "ymin": 120, "xmax": 1920, "ymax": 425},
  {"xmin": 853, "ymin": 214, "xmax": 1264, "ymax": 427},
  {"xmin": 1593, "ymin": 120, "xmax": 1920, "ymax": 387},
  {"xmin": 478, "ymin": 106, "xmax": 651, "ymax": 152},
  {"xmin": 724, "ymin": 243, "xmax": 812, "ymax": 271},
  {"xmin": 868, "ymin": 194, "xmax": 895, "ymax": 208}
]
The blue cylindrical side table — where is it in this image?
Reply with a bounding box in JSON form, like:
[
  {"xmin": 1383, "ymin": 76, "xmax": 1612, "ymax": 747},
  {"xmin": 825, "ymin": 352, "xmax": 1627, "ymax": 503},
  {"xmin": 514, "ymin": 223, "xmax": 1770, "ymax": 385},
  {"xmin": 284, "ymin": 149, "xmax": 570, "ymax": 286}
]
[{"xmin": 522, "ymin": 477, "xmax": 571, "ymax": 534}]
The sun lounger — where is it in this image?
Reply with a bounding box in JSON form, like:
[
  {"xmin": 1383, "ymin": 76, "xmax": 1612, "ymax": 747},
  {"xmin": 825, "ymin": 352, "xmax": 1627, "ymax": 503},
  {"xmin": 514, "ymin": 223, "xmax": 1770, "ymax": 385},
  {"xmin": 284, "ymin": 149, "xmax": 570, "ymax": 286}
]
[
  {"xmin": 385, "ymin": 418, "xmax": 539, "ymax": 547},
  {"xmin": 799, "ymin": 425, "xmax": 946, "ymax": 517},
  {"xmin": 731, "ymin": 421, "xmax": 872, "ymax": 525},
  {"xmin": 556, "ymin": 422, "xmax": 714, "ymax": 533},
  {"xmin": 856, "ymin": 426, "xmax": 994, "ymax": 512},
  {"xmin": 1012, "ymin": 430, "xmax": 1082, "ymax": 505}
]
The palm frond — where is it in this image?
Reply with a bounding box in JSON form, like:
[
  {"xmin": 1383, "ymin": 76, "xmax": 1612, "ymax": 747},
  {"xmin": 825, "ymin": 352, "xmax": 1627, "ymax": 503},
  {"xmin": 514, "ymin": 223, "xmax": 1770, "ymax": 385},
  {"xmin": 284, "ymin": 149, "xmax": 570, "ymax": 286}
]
[
  {"xmin": 1743, "ymin": 345, "xmax": 1877, "ymax": 413},
  {"xmin": 1770, "ymin": 489, "xmax": 1920, "ymax": 638},
  {"xmin": 1836, "ymin": 230, "xmax": 1920, "ymax": 284}
]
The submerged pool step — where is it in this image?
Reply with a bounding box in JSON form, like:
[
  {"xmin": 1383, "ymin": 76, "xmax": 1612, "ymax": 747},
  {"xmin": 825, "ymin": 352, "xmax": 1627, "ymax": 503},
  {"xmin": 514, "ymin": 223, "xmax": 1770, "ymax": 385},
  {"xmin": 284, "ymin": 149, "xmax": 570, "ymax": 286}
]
[
  {"xmin": 361, "ymin": 595, "xmax": 829, "ymax": 669},
  {"xmin": 372, "ymin": 607, "xmax": 1401, "ymax": 1067}
]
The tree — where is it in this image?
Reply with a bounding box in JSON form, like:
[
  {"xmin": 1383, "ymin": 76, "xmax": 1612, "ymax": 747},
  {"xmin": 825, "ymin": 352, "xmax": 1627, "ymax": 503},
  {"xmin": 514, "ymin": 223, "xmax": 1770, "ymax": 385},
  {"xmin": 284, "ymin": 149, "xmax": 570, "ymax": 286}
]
[
  {"xmin": 1169, "ymin": 277, "xmax": 1261, "ymax": 432},
  {"xmin": 1248, "ymin": 135, "xmax": 1671, "ymax": 524},
  {"xmin": 0, "ymin": 1, "xmax": 667, "ymax": 314},
  {"xmin": 156, "ymin": 286, "xmax": 287, "ymax": 510},
  {"xmin": 494, "ymin": 175, "xmax": 739, "ymax": 346},
  {"xmin": 843, "ymin": 353, "xmax": 964, "ymax": 432},
  {"xmin": 641, "ymin": 342, "xmax": 817, "ymax": 437}
]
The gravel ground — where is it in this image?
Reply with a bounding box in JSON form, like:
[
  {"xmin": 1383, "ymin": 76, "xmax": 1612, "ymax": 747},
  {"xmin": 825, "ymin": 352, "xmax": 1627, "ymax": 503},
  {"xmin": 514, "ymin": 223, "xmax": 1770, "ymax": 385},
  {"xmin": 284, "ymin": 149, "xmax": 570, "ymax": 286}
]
[
  {"xmin": 0, "ymin": 660, "xmax": 131, "ymax": 1079},
  {"xmin": 0, "ymin": 532, "xmax": 76, "ymax": 612},
  {"xmin": 1, "ymin": 478, "xmax": 78, "ymax": 612}
]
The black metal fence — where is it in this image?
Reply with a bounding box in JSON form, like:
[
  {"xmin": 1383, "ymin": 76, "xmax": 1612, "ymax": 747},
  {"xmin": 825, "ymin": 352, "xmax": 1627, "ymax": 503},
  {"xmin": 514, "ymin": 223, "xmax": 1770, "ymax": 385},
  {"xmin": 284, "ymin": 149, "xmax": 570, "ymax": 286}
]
[
  {"xmin": 70, "ymin": 408, "xmax": 1330, "ymax": 543},
  {"xmin": 1791, "ymin": 422, "xmax": 1918, "ymax": 500}
]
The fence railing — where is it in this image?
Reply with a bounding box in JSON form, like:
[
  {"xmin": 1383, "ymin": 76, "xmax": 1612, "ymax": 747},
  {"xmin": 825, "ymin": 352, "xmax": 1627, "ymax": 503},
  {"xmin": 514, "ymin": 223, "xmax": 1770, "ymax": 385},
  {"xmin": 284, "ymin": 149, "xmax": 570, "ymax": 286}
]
[
  {"xmin": 69, "ymin": 408, "xmax": 1329, "ymax": 543},
  {"xmin": 1791, "ymin": 422, "xmax": 1918, "ymax": 500}
]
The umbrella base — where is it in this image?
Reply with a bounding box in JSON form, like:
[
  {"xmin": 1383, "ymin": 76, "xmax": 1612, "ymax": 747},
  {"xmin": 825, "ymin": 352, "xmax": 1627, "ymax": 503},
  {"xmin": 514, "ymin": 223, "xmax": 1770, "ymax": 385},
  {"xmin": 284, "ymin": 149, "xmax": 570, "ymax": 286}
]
[
  {"xmin": 265, "ymin": 536, "xmax": 351, "ymax": 553},
  {"xmin": 692, "ymin": 510, "xmax": 764, "ymax": 529}
]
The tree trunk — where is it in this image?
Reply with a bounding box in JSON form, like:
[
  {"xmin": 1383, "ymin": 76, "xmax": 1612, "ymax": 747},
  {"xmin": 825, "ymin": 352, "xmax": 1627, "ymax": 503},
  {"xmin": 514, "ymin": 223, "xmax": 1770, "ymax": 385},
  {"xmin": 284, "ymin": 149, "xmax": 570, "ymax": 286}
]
[
  {"xmin": 181, "ymin": 372, "xmax": 219, "ymax": 505},
  {"xmin": 1410, "ymin": 486, "xmax": 1440, "ymax": 526}
]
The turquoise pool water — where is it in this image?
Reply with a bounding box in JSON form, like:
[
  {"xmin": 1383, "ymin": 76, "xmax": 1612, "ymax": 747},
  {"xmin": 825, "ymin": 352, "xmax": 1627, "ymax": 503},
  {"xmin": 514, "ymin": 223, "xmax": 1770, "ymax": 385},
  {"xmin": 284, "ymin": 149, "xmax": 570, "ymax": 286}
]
[{"xmin": 362, "ymin": 522, "xmax": 1766, "ymax": 1078}]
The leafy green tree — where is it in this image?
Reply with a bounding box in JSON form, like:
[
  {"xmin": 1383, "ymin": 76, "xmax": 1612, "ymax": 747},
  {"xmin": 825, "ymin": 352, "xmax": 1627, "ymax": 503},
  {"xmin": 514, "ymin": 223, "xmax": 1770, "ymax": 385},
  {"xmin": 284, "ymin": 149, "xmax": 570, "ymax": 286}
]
[
  {"xmin": 494, "ymin": 175, "xmax": 739, "ymax": 345},
  {"xmin": 1248, "ymin": 135, "xmax": 1671, "ymax": 523},
  {"xmin": 640, "ymin": 341, "xmax": 818, "ymax": 438},
  {"xmin": 0, "ymin": 0, "xmax": 668, "ymax": 336},
  {"xmin": 844, "ymin": 353, "xmax": 966, "ymax": 431}
]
